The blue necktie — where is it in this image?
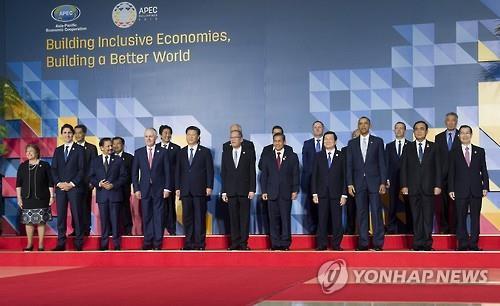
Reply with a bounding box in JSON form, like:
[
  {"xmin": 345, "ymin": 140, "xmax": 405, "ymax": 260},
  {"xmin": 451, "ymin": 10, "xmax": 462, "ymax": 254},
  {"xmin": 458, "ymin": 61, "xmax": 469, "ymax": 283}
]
[
  {"xmin": 447, "ymin": 132, "xmax": 453, "ymax": 151},
  {"xmin": 189, "ymin": 148, "xmax": 194, "ymax": 166},
  {"xmin": 315, "ymin": 139, "xmax": 321, "ymax": 152},
  {"xmin": 327, "ymin": 152, "xmax": 332, "ymax": 168},
  {"xmin": 418, "ymin": 143, "xmax": 423, "ymax": 163},
  {"xmin": 64, "ymin": 145, "xmax": 69, "ymax": 161}
]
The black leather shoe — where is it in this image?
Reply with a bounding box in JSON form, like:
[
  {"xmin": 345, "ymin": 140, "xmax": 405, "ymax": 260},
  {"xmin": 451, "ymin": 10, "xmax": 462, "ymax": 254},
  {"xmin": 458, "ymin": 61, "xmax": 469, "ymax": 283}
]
[
  {"xmin": 470, "ymin": 247, "xmax": 483, "ymax": 251},
  {"xmin": 142, "ymin": 245, "xmax": 152, "ymax": 250},
  {"xmin": 75, "ymin": 246, "xmax": 83, "ymax": 251},
  {"xmin": 270, "ymin": 246, "xmax": 280, "ymax": 251},
  {"xmin": 169, "ymin": 232, "xmax": 176, "ymax": 236},
  {"xmin": 240, "ymin": 246, "xmax": 251, "ymax": 251},
  {"xmin": 197, "ymin": 247, "xmax": 205, "ymax": 251},
  {"xmin": 99, "ymin": 247, "xmax": 108, "ymax": 251},
  {"xmin": 52, "ymin": 245, "xmax": 66, "ymax": 251},
  {"xmin": 281, "ymin": 247, "xmax": 290, "ymax": 251},
  {"xmin": 373, "ymin": 247, "xmax": 383, "ymax": 251},
  {"xmin": 68, "ymin": 232, "xmax": 76, "ymax": 237},
  {"xmin": 227, "ymin": 246, "xmax": 239, "ymax": 251},
  {"xmin": 423, "ymin": 247, "xmax": 435, "ymax": 251},
  {"xmin": 152, "ymin": 247, "xmax": 162, "ymax": 251},
  {"xmin": 331, "ymin": 247, "xmax": 344, "ymax": 251},
  {"xmin": 455, "ymin": 247, "xmax": 468, "ymax": 251},
  {"xmin": 356, "ymin": 246, "xmax": 369, "ymax": 251},
  {"xmin": 315, "ymin": 246, "xmax": 327, "ymax": 251},
  {"xmin": 38, "ymin": 247, "xmax": 45, "ymax": 252},
  {"xmin": 23, "ymin": 246, "xmax": 33, "ymax": 252},
  {"xmin": 411, "ymin": 247, "xmax": 422, "ymax": 251},
  {"xmin": 114, "ymin": 246, "xmax": 121, "ymax": 251},
  {"xmin": 181, "ymin": 246, "xmax": 193, "ymax": 251}
]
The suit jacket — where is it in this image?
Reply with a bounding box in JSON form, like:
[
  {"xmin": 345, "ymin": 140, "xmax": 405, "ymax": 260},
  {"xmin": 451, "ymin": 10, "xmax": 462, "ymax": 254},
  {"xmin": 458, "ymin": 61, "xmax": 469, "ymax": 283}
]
[
  {"xmin": 175, "ymin": 145, "xmax": 214, "ymax": 197},
  {"xmin": 118, "ymin": 151, "xmax": 134, "ymax": 196},
  {"xmin": 448, "ymin": 145, "xmax": 489, "ymax": 198},
  {"xmin": 259, "ymin": 149, "xmax": 299, "ymax": 200},
  {"xmin": 346, "ymin": 135, "xmax": 387, "ymax": 193},
  {"xmin": 385, "ymin": 139, "xmax": 409, "ymax": 185},
  {"xmin": 311, "ymin": 149, "xmax": 347, "ymax": 199},
  {"xmin": 51, "ymin": 143, "xmax": 85, "ymax": 191},
  {"xmin": 132, "ymin": 146, "xmax": 171, "ymax": 198},
  {"xmin": 156, "ymin": 142, "xmax": 181, "ymax": 189},
  {"xmin": 435, "ymin": 129, "xmax": 460, "ymax": 183},
  {"xmin": 301, "ymin": 138, "xmax": 323, "ymax": 192},
  {"xmin": 17, "ymin": 160, "xmax": 53, "ymax": 200},
  {"xmin": 400, "ymin": 140, "xmax": 441, "ymax": 196},
  {"xmin": 89, "ymin": 154, "xmax": 128, "ymax": 203},
  {"xmin": 221, "ymin": 146, "xmax": 256, "ymax": 196},
  {"xmin": 258, "ymin": 143, "xmax": 293, "ymax": 171},
  {"xmin": 223, "ymin": 139, "xmax": 255, "ymax": 153},
  {"xmin": 79, "ymin": 142, "xmax": 98, "ymax": 187}
]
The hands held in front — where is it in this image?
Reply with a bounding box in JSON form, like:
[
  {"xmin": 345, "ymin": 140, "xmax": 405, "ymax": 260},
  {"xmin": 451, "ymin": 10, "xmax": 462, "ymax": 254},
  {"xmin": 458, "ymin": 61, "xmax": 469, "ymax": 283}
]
[
  {"xmin": 99, "ymin": 180, "xmax": 114, "ymax": 190},
  {"xmin": 57, "ymin": 182, "xmax": 74, "ymax": 191}
]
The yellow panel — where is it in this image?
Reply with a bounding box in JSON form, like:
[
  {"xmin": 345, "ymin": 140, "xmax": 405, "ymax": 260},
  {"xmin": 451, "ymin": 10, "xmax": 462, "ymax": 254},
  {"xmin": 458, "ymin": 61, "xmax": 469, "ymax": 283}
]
[
  {"xmin": 478, "ymin": 82, "xmax": 500, "ymax": 144},
  {"xmin": 4, "ymin": 95, "xmax": 42, "ymax": 136},
  {"xmin": 478, "ymin": 41, "xmax": 500, "ymax": 62},
  {"xmin": 57, "ymin": 117, "xmax": 79, "ymax": 146},
  {"xmin": 481, "ymin": 198, "xmax": 500, "ymax": 230}
]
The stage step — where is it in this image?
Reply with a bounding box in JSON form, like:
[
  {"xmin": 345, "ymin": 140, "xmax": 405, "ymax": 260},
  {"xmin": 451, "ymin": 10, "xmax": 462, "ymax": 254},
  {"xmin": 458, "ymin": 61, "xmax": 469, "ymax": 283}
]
[{"xmin": 0, "ymin": 234, "xmax": 498, "ymax": 251}]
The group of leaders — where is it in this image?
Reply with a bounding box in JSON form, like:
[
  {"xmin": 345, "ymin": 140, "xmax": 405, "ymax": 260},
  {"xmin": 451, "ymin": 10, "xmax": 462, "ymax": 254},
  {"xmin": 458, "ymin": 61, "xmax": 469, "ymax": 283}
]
[{"xmin": 15, "ymin": 111, "xmax": 489, "ymax": 252}]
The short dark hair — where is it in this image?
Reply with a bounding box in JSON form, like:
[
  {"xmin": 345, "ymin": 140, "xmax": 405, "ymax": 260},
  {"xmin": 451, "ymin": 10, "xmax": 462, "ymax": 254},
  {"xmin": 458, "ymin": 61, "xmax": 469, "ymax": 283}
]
[
  {"xmin": 185, "ymin": 126, "xmax": 201, "ymax": 135},
  {"xmin": 159, "ymin": 125, "xmax": 172, "ymax": 135},
  {"xmin": 273, "ymin": 132, "xmax": 286, "ymax": 141},
  {"xmin": 358, "ymin": 116, "xmax": 371, "ymax": 124},
  {"xmin": 459, "ymin": 125, "xmax": 473, "ymax": 134},
  {"xmin": 312, "ymin": 120, "xmax": 324, "ymax": 127},
  {"xmin": 445, "ymin": 112, "xmax": 458, "ymax": 119},
  {"xmin": 99, "ymin": 137, "xmax": 112, "ymax": 147},
  {"xmin": 413, "ymin": 120, "xmax": 429, "ymax": 130},
  {"xmin": 323, "ymin": 131, "xmax": 337, "ymax": 141},
  {"xmin": 60, "ymin": 123, "xmax": 74, "ymax": 134},
  {"xmin": 112, "ymin": 136, "xmax": 125, "ymax": 145},
  {"xmin": 25, "ymin": 143, "xmax": 40, "ymax": 159},
  {"xmin": 271, "ymin": 125, "xmax": 284, "ymax": 134},
  {"xmin": 394, "ymin": 121, "xmax": 406, "ymax": 129},
  {"xmin": 74, "ymin": 124, "xmax": 87, "ymax": 134}
]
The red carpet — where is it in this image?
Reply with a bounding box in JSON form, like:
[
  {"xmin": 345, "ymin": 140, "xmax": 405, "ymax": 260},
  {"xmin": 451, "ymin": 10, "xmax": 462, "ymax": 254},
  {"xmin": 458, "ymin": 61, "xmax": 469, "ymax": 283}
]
[{"xmin": 0, "ymin": 235, "xmax": 498, "ymax": 305}]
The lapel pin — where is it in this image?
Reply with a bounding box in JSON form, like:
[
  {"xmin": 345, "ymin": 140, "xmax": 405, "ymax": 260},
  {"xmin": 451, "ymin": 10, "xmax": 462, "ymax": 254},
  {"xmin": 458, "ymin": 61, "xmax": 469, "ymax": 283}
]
[
  {"xmin": 243, "ymin": 151, "xmax": 246, "ymax": 155},
  {"xmin": 156, "ymin": 150, "xmax": 160, "ymax": 153},
  {"xmin": 111, "ymin": 158, "xmax": 114, "ymax": 162},
  {"xmin": 72, "ymin": 147, "xmax": 75, "ymax": 150},
  {"xmin": 335, "ymin": 154, "xmax": 339, "ymax": 157},
  {"xmin": 474, "ymin": 151, "xmax": 477, "ymax": 154},
  {"xmin": 283, "ymin": 156, "xmax": 287, "ymax": 160}
]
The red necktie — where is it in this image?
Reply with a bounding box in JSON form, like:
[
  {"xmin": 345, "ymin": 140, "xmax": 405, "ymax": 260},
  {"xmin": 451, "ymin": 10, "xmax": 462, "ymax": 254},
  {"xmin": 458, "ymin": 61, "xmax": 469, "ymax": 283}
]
[
  {"xmin": 465, "ymin": 147, "xmax": 470, "ymax": 167},
  {"xmin": 148, "ymin": 147, "xmax": 153, "ymax": 168},
  {"xmin": 276, "ymin": 152, "xmax": 282, "ymax": 170}
]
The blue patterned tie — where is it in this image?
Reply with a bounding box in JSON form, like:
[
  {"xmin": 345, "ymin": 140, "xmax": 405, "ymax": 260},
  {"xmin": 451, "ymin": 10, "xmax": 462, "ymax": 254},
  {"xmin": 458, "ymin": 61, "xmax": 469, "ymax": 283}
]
[
  {"xmin": 64, "ymin": 145, "xmax": 69, "ymax": 161},
  {"xmin": 447, "ymin": 132, "xmax": 453, "ymax": 151},
  {"xmin": 328, "ymin": 152, "xmax": 332, "ymax": 168},
  {"xmin": 315, "ymin": 139, "xmax": 321, "ymax": 152},
  {"xmin": 418, "ymin": 143, "xmax": 423, "ymax": 163},
  {"xmin": 189, "ymin": 148, "xmax": 194, "ymax": 166}
]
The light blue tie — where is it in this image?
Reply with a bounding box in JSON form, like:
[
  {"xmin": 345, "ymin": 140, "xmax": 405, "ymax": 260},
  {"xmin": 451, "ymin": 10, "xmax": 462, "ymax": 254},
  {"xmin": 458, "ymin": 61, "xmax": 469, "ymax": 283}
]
[
  {"xmin": 189, "ymin": 148, "xmax": 194, "ymax": 166},
  {"xmin": 447, "ymin": 132, "xmax": 453, "ymax": 151},
  {"xmin": 64, "ymin": 146, "xmax": 69, "ymax": 161},
  {"xmin": 328, "ymin": 152, "xmax": 332, "ymax": 168},
  {"xmin": 315, "ymin": 139, "xmax": 321, "ymax": 152},
  {"xmin": 418, "ymin": 143, "xmax": 424, "ymax": 163}
]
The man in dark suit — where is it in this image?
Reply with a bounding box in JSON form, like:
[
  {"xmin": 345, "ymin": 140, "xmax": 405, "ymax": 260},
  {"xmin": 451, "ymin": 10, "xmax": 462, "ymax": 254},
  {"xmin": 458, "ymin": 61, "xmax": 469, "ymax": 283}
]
[
  {"xmin": 385, "ymin": 122, "xmax": 411, "ymax": 234},
  {"xmin": 448, "ymin": 125, "xmax": 489, "ymax": 251},
  {"xmin": 175, "ymin": 126, "xmax": 214, "ymax": 250},
  {"xmin": 222, "ymin": 123, "xmax": 256, "ymax": 154},
  {"xmin": 401, "ymin": 121, "xmax": 442, "ymax": 251},
  {"xmin": 301, "ymin": 120, "xmax": 324, "ymax": 234},
  {"xmin": 260, "ymin": 133, "xmax": 299, "ymax": 251},
  {"xmin": 132, "ymin": 128, "xmax": 171, "ymax": 250},
  {"xmin": 89, "ymin": 138, "xmax": 127, "ymax": 250},
  {"xmin": 258, "ymin": 125, "xmax": 294, "ymax": 171},
  {"xmin": 434, "ymin": 112, "xmax": 460, "ymax": 234},
  {"xmin": 51, "ymin": 124, "xmax": 85, "ymax": 251},
  {"xmin": 73, "ymin": 124, "xmax": 98, "ymax": 236},
  {"xmin": 221, "ymin": 129, "xmax": 256, "ymax": 250},
  {"xmin": 112, "ymin": 137, "xmax": 134, "ymax": 235},
  {"xmin": 346, "ymin": 116, "xmax": 386, "ymax": 251},
  {"xmin": 344, "ymin": 128, "xmax": 360, "ymax": 235},
  {"xmin": 311, "ymin": 131, "xmax": 347, "ymax": 251},
  {"xmin": 157, "ymin": 125, "xmax": 181, "ymax": 235}
]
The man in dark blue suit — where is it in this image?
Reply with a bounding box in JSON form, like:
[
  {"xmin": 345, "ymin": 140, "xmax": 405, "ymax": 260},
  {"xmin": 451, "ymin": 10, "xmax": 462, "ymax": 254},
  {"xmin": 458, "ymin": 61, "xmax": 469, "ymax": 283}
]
[
  {"xmin": 132, "ymin": 128, "xmax": 171, "ymax": 250},
  {"xmin": 90, "ymin": 138, "xmax": 127, "ymax": 250},
  {"xmin": 311, "ymin": 131, "xmax": 347, "ymax": 251},
  {"xmin": 260, "ymin": 133, "xmax": 300, "ymax": 251},
  {"xmin": 175, "ymin": 126, "xmax": 214, "ymax": 250},
  {"xmin": 157, "ymin": 125, "xmax": 181, "ymax": 236},
  {"xmin": 448, "ymin": 125, "xmax": 489, "ymax": 251},
  {"xmin": 112, "ymin": 137, "xmax": 134, "ymax": 235},
  {"xmin": 301, "ymin": 120, "xmax": 324, "ymax": 234},
  {"xmin": 346, "ymin": 117, "xmax": 387, "ymax": 251},
  {"xmin": 51, "ymin": 124, "xmax": 85, "ymax": 251},
  {"xmin": 258, "ymin": 125, "xmax": 294, "ymax": 171},
  {"xmin": 385, "ymin": 122, "xmax": 411, "ymax": 234}
]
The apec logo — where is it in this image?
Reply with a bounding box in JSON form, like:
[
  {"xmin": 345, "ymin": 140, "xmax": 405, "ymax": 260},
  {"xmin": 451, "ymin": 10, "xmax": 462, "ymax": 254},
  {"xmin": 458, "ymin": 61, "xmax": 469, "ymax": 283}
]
[{"xmin": 51, "ymin": 5, "xmax": 81, "ymax": 23}]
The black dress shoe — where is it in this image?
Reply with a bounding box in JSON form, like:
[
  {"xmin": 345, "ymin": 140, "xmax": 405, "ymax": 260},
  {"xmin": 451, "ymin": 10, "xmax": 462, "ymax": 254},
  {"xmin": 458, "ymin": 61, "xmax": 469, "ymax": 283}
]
[
  {"xmin": 38, "ymin": 247, "xmax": 45, "ymax": 252},
  {"xmin": 470, "ymin": 247, "xmax": 483, "ymax": 251},
  {"xmin": 75, "ymin": 246, "xmax": 83, "ymax": 251},
  {"xmin": 373, "ymin": 247, "xmax": 383, "ymax": 251},
  {"xmin": 23, "ymin": 246, "xmax": 33, "ymax": 252},
  {"xmin": 455, "ymin": 247, "xmax": 468, "ymax": 251},
  {"xmin": 142, "ymin": 245, "xmax": 152, "ymax": 250},
  {"xmin": 331, "ymin": 247, "xmax": 344, "ymax": 251},
  {"xmin": 68, "ymin": 232, "xmax": 76, "ymax": 237},
  {"xmin": 52, "ymin": 245, "xmax": 66, "ymax": 251},
  {"xmin": 152, "ymin": 247, "xmax": 162, "ymax": 250},
  {"xmin": 356, "ymin": 246, "xmax": 369, "ymax": 251},
  {"xmin": 197, "ymin": 247, "xmax": 205, "ymax": 251},
  {"xmin": 169, "ymin": 232, "xmax": 176, "ymax": 236},
  {"xmin": 227, "ymin": 246, "xmax": 239, "ymax": 251},
  {"xmin": 281, "ymin": 247, "xmax": 290, "ymax": 251},
  {"xmin": 99, "ymin": 247, "xmax": 108, "ymax": 251},
  {"xmin": 411, "ymin": 246, "xmax": 422, "ymax": 251},
  {"xmin": 240, "ymin": 246, "xmax": 251, "ymax": 251},
  {"xmin": 114, "ymin": 246, "xmax": 121, "ymax": 251},
  {"xmin": 423, "ymin": 247, "xmax": 435, "ymax": 251},
  {"xmin": 84, "ymin": 231, "xmax": 91, "ymax": 236},
  {"xmin": 181, "ymin": 247, "xmax": 193, "ymax": 251},
  {"xmin": 270, "ymin": 246, "xmax": 281, "ymax": 251},
  {"xmin": 315, "ymin": 246, "xmax": 327, "ymax": 251}
]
